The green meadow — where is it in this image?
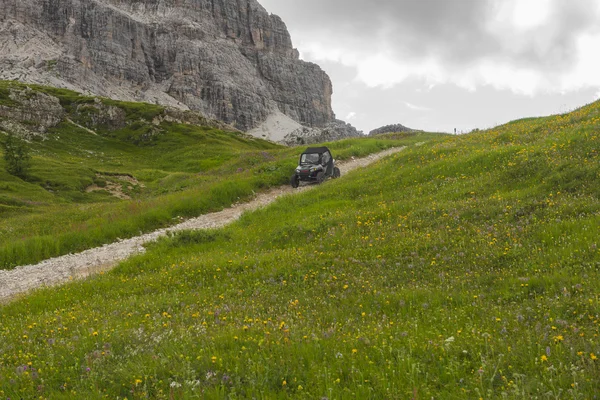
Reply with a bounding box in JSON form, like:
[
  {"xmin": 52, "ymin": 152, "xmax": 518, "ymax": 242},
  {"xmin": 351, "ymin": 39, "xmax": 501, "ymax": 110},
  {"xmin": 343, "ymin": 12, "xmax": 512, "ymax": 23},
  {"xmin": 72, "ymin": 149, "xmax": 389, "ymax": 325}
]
[
  {"xmin": 0, "ymin": 81, "xmax": 412, "ymax": 269},
  {"xmin": 1, "ymin": 89, "xmax": 599, "ymax": 398}
]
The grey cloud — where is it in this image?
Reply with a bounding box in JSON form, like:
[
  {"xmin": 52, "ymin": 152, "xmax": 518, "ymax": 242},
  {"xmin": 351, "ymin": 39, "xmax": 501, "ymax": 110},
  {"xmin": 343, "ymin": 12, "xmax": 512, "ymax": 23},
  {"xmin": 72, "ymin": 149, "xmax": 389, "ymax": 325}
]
[{"xmin": 260, "ymin": 0, "xmax": 599, "ymax": 73}]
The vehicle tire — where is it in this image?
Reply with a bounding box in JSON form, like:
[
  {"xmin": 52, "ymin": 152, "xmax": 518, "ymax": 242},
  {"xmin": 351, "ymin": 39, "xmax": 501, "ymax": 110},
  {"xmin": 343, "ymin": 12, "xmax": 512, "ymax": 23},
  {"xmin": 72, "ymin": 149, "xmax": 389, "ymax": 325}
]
[
  {"xmin": 290, "ymin": 174, "xmax": 300, "ymax": 188},
  {"xmin": 333, "ymin": 167, "xmax": 341, "ymax": 179},
  {"xmin": 316, "ymin": 171, "xmax": 325, "ymax": 184}
]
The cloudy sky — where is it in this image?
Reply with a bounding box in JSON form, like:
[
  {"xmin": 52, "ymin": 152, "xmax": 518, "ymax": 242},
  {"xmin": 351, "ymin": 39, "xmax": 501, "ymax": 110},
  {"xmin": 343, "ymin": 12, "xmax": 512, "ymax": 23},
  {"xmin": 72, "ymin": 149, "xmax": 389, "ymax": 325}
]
[{"xmin": 259, "ymin": 0, "xmax": 600, "ymax": 134}]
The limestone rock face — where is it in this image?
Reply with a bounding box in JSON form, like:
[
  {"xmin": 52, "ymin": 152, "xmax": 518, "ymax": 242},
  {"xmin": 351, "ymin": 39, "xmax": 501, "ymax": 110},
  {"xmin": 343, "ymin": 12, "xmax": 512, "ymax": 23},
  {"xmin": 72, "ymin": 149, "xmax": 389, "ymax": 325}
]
[
  {"xmin": 0, "ymin": 86, "xmax": 65, "ymax": 138},
  {"xmin": 0, "ymin": 0, "xmax": 335, "ymax": 132}
]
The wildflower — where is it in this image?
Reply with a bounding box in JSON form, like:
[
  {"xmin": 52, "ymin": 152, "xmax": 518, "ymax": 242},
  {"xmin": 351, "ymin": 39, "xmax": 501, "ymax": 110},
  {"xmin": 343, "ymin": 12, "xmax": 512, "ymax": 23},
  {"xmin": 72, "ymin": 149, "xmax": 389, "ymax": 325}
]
[
  {"xmin": 591, "ymin": 353, "xmax": 598, "ymax": 361},
  {"xmin": 553, "ymin": 335, "xmax": 564, "ymax": 343},
  {"xmin": 541, "ymin": 355, "xmax": 548, "ymax": 362},
  {"xmin": 134, "ymin": 379, "xmax": 142, "ymax": 386},
  {"xmin": 211, "ymin": 356, "xmax": 217, "ymax": 363},
  {"xmin": 282, "ymin": 380, "xmax": 287, "ymax": 386},
  {"xmin": 352, "ymin": 349, "xmax": 358, "ymax": 354}
]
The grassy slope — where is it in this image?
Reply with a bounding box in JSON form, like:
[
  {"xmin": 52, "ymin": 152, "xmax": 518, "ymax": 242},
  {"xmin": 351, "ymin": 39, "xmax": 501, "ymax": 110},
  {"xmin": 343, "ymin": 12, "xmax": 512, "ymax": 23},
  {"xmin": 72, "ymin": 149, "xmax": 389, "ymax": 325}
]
[
  {"xmin": 0, "ymin": 81, "xmax": 418, "ymax": 269},
  {"xmin": 1, "ymin": 100, "xmax": 599, "ymax": 398}
]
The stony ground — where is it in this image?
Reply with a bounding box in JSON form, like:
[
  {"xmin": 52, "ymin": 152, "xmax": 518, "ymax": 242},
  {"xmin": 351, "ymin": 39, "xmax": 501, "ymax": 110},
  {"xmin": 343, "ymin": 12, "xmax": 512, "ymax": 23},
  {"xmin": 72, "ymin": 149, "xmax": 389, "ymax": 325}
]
[{"xmin": 0, "ymin": 147, "xmax": 405, "ymax": 303}]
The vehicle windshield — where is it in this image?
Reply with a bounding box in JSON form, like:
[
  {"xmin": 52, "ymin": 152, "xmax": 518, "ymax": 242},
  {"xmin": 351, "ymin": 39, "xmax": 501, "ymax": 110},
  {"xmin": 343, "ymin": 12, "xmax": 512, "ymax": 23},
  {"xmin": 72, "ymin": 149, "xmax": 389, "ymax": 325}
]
[{"xmin": 300, "ymin": 153, "xmax": 320, "ymax": 165}]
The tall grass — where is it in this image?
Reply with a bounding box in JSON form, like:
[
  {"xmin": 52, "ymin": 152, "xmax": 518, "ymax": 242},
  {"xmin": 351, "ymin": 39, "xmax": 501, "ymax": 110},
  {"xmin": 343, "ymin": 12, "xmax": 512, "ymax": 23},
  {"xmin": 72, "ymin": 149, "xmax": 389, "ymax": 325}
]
[
  {"xmin": 0, "ymin": 119, "xmax": 413, "ymax": 268},
  {"xmin": 1, "ymin": 80, "xmax": 420, "ymax": 268},
  {"xmin": 0, "ymin": 102, "xmax": 598, "ymax": 398}
]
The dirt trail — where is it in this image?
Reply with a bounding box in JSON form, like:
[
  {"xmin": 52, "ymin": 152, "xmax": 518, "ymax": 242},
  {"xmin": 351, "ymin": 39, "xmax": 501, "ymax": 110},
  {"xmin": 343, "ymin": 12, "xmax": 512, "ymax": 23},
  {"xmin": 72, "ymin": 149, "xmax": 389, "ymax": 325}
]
[{"xmin": 0, "ymin": 147, "xmax": 405, "ymax": 303}]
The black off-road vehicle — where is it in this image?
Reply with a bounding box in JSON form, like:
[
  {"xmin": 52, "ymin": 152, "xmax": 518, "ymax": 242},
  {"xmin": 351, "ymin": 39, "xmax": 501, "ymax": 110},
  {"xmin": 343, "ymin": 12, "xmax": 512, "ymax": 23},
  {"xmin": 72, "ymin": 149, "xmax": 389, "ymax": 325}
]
[{"xmin": 290, "ymin": 146, "xmax": 341, "ymax": 188}]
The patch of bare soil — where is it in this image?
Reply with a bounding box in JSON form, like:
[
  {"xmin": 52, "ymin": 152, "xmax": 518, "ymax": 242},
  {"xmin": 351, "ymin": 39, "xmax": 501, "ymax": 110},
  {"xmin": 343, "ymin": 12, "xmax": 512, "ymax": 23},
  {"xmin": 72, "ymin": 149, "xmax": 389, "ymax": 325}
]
[
  {"xmin": 0, "ymin": 147, "xmax": 405, "ymax": 303},
  {"xmin": 85, "ymin": 174, "xmax": 145, "ymax": 200}
]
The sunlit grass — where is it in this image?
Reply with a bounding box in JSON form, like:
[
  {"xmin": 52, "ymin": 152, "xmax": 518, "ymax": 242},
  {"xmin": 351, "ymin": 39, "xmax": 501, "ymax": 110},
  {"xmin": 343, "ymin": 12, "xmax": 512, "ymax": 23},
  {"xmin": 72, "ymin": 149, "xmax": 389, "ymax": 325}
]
[
  {"xmin": 0, "ymin": 81, "xmax": 417, "ymax": 269},
  {"xmin": 1, "ymin": 100, "xmax": 598, "ymax": 398}
]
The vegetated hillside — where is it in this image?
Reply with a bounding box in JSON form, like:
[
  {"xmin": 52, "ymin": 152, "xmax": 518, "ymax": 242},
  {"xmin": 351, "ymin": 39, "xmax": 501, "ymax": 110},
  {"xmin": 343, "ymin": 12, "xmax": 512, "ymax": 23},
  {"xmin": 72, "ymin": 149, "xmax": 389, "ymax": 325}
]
[
  {"xmin": 369, "ymin": 123, "xmax": 414, "ymax": 136},
  {"xmin": 1, "ymin": 102, "xmax": 599, "ymax": 398},
  {"xmin": 0, "ymin": 80, "xmax": 416, "ymax": 268}
]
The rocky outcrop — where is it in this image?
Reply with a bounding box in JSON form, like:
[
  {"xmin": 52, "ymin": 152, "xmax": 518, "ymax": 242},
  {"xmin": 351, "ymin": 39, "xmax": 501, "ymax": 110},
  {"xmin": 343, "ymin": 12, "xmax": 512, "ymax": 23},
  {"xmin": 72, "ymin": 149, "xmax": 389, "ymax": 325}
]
[
  {"xmin": 0, "ymin": 0, "xmax": 335, "ymax": 132},
  {"xmin": 0, "ymin": 82, "xmax": 239, "ymax": 142},
  {"xmin": 246, "ymin": 110, "xmax": 363, "ymax": 146},
  {"xmin": 370, "ymin": 123, "xmax": 414, "ymax": 136},
  {"xmin": 0, "ymin": 86, "xmax": 65, "ymax": 138},
  {"xmin": 247, "ymin": 111, "xmax": 363, "ymax": 146},
  {"xmin": 73, "ymin": 100, "xmax": 128, "ymax": 131},
  {"xmin": 282, "ymin": 119, "xmax": 363, "ymax": 146}
]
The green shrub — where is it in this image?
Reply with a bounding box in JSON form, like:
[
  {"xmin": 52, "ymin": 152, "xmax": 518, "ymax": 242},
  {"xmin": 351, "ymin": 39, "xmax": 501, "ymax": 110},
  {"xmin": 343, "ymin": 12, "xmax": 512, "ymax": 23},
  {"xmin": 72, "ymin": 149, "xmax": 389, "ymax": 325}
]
[{"xmin": 1, "ymin": 132, "xmax": 31, "ymax": 178}]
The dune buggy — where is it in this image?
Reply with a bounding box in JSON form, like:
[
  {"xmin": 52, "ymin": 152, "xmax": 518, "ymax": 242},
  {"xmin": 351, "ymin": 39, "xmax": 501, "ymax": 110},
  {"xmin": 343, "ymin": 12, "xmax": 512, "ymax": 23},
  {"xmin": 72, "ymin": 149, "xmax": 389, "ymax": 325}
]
[{"xmin": 290, "ymin": 146, "xmax": 341, "ymax": 188}]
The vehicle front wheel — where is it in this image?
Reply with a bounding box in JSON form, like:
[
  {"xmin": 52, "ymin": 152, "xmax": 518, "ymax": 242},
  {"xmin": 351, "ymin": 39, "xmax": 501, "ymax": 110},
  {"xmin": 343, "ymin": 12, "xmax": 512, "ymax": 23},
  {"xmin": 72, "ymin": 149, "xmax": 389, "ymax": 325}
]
[
  {"xmin": 290, "ymin": 174, "xmax": 300, "ymax": 188},
  {"xmin": 316, "ymin": 171, "xmax": 325, "ymax": 184},
  {"xmin": 333, "ymin": 167, "xmax": 341, "ymax": 179}
]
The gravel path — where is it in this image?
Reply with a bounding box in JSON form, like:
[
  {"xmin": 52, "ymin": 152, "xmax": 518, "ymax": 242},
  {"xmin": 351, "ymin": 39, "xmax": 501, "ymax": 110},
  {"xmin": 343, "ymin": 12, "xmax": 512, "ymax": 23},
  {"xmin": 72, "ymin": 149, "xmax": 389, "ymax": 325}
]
[{"xmin": 0, "ymin": 147, "xmax": 405, "ymax": 303}]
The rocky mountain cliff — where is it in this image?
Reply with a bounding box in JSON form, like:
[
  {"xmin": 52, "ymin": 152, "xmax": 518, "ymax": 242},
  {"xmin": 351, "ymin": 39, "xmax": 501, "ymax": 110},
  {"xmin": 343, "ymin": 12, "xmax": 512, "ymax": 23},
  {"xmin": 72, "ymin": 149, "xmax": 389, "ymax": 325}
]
[{"xmin": 0, "ymin": 0, "xmax": 349, "ymax": 142}]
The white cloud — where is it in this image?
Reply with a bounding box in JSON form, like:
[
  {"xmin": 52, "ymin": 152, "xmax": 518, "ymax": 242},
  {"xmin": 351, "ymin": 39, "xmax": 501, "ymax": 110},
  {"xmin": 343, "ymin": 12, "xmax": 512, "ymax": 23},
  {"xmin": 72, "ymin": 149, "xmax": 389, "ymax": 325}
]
[
  {"xmin": 355, "ymin": 54, "xmax": 410, "ymax": 88},
  {"xmin": 309, "ymin": 47, "xmax": 550, "ymax": 95},
  {"xmin": 514, "ymin": 0, "xmax": 552, "ymax": 29},
  {"xmin": 493, "ymin": 0, "xmax": 553, "ymax": 31},
  {"xmin": 561, "ymin": 32, "xmax": 600, "ymax": 90},
  {"xmin": 277, "ymin": 0, "xmax": 600, "ymax": 98},
  {"xmin": 475, "ymin": 62, "xmax": 546, "ymax": 96},
  {"xmin": 404, "ymin": 102, "xmax": 431, "ymax": 112},
  {"xmin": 298, "ymin": 40, "xmax": 359, "ymax": 67},
  {"xmin": 345, "ymin": 112, "xmax": 357, "ymax": 120},
  {"xmin": 302, "ymin": 33, "xmax": 600, "ymax": 98}
]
